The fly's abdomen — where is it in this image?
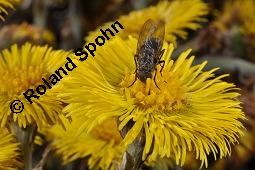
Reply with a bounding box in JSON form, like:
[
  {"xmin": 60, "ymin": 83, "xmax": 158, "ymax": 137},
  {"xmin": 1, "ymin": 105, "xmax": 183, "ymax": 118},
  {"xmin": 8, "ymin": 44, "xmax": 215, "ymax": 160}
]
[
  {"xmin": 137, "ymin": 68, "xmax": 152, "ymax": 82},
  {"xmin": 137, "ymin": 51, "xmax": 155, "ymax": 82}
]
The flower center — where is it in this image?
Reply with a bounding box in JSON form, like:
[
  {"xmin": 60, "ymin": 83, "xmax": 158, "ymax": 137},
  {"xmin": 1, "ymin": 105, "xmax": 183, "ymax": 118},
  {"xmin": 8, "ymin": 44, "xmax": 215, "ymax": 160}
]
[
  {"xmin": 0, "ymin": 65, "xmax": 48, "ymax": 98},
  {"xmin": 91, "ymin": 119, "xmax": 122, "ymax": 144},
  {"xmin": 120, "ymin": 66, "xmax": 187, "ymax": 112}
]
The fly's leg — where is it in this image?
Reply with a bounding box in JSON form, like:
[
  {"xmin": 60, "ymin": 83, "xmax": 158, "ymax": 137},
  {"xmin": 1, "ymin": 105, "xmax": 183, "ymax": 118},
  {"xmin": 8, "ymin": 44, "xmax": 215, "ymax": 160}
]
[
  {"xmin": 159, "ymin": 49, "xmax": 165, "ymax": 60},
  {"xmin": 133, "ymin": 54, "xmax": 138, "ymax": 73},
  {"xmin": 127, "ymin": 73, "xmax": 137, "ymax": 88},
  {"xmin": 128, "ymin": 54, "xmax": 138, "ymax": 88},
  {"xmin": 158, "ymin": 61, "xmax": 167, "ymax": 83},
  {"xmin": 158, "ymin": 49, "xmax": 166, "ymax": 83},
  {"xmin": 154, "ymin": 67, "xmax": 160, "ymax": 89},
  {"xmin": 158, "ymin": 60, "xmax": 165, "ymax": 77}
]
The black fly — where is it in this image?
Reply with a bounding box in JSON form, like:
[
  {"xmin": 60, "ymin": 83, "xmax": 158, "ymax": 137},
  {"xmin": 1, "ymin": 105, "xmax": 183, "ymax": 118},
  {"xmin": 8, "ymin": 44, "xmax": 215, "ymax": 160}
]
[{"xmin": 128, "ymin": 19, "xmax": 165, "ymax": 89}]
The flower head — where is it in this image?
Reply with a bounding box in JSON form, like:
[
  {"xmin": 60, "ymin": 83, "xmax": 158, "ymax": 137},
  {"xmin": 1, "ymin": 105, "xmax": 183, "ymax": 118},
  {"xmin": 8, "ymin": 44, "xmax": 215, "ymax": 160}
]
[
  {"xmin": 200, "ymin": 0, "xmax": 255, "ymax": 59},
  {"xmin": 213, "ymin": 0, "xmax": 255, "ymax": 32},
  {"xmin": 0, "ymin": 128, "xmax": 21, "ymax": 170},
  {"xmin": 0, "ymin": 43, "xmax": 72, "ymax": 129},
  {"xmin": 86, "ymin": 0, "xmax": 208, "ymax": 43},
  {"xmin": 61, "ymin": 36, "xmax": 245, "ymax": 168},
  {"xmin": 45, "ymin": 117, "xmax": 124, "ymax": 170},
  {"xmin": 0, "ymin": 22, "xmax": 56, "ymax": 49},
  {"xmin": 0, "ymin": 0, "xmax": 20, "ymax": 21}
]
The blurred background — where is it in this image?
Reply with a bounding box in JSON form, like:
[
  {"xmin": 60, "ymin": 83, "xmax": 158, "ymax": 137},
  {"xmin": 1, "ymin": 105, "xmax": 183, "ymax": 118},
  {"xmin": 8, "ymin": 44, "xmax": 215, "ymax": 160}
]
[{"xmin": 1, "ymin": 0, "xmax": 255, "ymax": 170}]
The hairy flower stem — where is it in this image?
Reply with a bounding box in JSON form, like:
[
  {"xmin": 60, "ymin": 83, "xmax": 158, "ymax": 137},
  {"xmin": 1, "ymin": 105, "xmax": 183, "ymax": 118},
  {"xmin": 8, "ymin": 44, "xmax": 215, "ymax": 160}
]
[
  {"xmin": 10, "ymin": 123, "xmax": 37, "ymax": 170},
  {"xmin": 33, "ymin": 0, "xmax": 48, "ymax": 28},
  {"xmin": 119, "ymin": 121, "xmax": 146, "ymax": 170}
]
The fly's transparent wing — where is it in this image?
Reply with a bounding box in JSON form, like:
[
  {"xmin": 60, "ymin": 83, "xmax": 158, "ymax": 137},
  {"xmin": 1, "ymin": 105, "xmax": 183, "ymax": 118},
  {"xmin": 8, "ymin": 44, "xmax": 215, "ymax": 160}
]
[{"xmin": 136, "ymin": 19, "xmax": 165, "ymax": 58}]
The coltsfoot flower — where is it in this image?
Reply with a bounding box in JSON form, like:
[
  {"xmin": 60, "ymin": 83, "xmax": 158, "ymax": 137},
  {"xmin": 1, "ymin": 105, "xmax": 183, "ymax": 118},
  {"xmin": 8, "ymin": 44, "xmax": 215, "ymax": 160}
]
[
  {"xmin": 0, "ymin": 22, "xmax": 56, "ymax": 49},
  {"xmin": 61, "ymin": 36, "xmax": 245, "ymax": 168},
  {"xmin": 0, "ymin": 0, "xmax": 20, "ymax": 21},
  {"xmin": 213, "ymin": 0, "xmax": 255, "ymax": 32},
  {"xmin": 45, "ymin": 117, "xmax": 124, "ymax": 170},
  {"xmin": 86, "ymin": 0, "xmax": 208, "ymax": 43},
  {"xmin": 0, "ymin": 43, "xmax": 72, "ymax": 129},
  {"xmin": 200, "ymin": 0, "xmax": 255, "ymax": 61},
  {"xmin": 0, "ymin": 128, "xmax": 21, "ymax": 170}
]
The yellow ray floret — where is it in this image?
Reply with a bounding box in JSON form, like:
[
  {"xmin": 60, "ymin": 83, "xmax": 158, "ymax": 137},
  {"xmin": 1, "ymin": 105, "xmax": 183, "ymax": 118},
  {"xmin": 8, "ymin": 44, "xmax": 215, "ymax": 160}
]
[
  {"xmin": 0, "ymin": 128, "xmax": 22, "ymax": 170},
  {"xmin": 86, "ymin": 0, "xmax": 208, "ymax": 43},
  {"xmin": 60, "ymin": 36, "xmax": 245, "ymax": 168},
  {"xmin": 45, "ymin": 117, "xmax": 124, "ymax": 170},
  {"xmin": 0, "ymin": 43, "xmax": 72, "ymax": 129},
  {"xmin": 0, "ymin": 0, "xmax": 20, "ymax": 21}
]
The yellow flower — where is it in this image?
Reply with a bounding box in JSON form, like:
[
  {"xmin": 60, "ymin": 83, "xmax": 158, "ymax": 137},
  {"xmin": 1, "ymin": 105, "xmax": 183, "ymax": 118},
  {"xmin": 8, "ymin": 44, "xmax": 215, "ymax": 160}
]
[
  {"xmin": 243, "ymin": 20, "xmax": 255, "ymax": 53},
  {"xmin": 61, "ymin": 36, "xmax": 245, "ymax": 168},
  {"xmin": 209, "ymin": 0, "xmax": 255, "ymax": 61},
  {"xmin": 45, "ymin": 117, "xmax": 124, "ymax": 170},
  {"xmin": 213, "ymin": 0, "xmax": 255, "ymax": 32},
  {"xmin": 244, "ymin": 19, "xmax": 255, "ymax": 36},
  {"xmin": 85, "ymin": 0, "xmax": 208, "ymax": 43},
  {"xmin": 0, "ymin": 43, "xmax": 72, "ymax": 129},
  {"xmin": 0, "ymin": 0, "xmax": 20, "ymax": 21},
  {"xmin": 0, "ymin": 22, "xmax": 56, "ymax": 49},
  {"xmin": 0, "ymin": 128, "xmax": 21, "ymax": 170}
]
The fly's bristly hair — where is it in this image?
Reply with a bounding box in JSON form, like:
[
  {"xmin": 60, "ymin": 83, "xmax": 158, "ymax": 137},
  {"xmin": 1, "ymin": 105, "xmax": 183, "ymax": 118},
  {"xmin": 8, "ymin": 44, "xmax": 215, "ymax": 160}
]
[{"xmin": 129, "ymin": 19, "xmax": 165, "ymax": 88}]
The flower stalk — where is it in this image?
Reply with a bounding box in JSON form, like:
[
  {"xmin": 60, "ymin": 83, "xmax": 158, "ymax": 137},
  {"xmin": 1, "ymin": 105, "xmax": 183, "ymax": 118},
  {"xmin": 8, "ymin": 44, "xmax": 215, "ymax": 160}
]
[
  {"xmin": 10, "ymin": 123, "xmax": 37, "ymax": 170},
  {"xmin": 119, "ymin": 121, "xmax": 145, "ymax": 170}
]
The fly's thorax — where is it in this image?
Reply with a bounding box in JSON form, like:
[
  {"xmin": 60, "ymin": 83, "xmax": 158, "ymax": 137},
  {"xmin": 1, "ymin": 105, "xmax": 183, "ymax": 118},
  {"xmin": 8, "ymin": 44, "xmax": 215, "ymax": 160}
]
[{"xmin": 145, "ymin": 38, "xmax": 162, "ymax": 51}]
